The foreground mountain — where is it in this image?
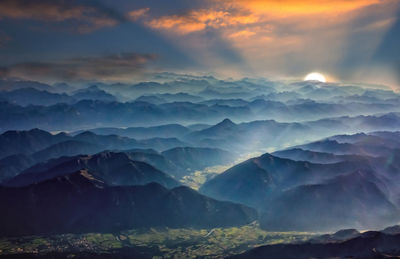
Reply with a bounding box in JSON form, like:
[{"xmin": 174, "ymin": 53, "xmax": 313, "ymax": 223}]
[
  {"xmin": 4, "ymin": 152, "xmax": 180, "ymax": 188},
  {"xmin": 200, "ymin": 153, "xmax": 369, "ymax": 208},
  {"xmin": 260, "ymin": 170, "xmax": 398, "ymax": 231},
  {"xmin": 231, "ymin": 231, "xmax": 400, "ymax": 259},
  {"xmin": 310, "ymin": 229, "xmax": 361, "ymax": 243},
  {"xmin": 0, "ymin": 170, "xmax": 257, "ymax": 237},
  {"xmin": 200, "ymin": 132, "xmax": 400, "ymax": 231}
]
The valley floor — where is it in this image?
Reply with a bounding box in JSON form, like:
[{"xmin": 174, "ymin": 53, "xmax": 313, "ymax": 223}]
[{"xmin": 0, "ymin": 224, "xmax": 313, "ymax": 258}]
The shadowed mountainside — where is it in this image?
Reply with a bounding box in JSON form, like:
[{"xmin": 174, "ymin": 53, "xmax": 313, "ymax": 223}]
[
  {"xmin": 0, "ymin": 170, "xmax": 257, "ymax": 237},
  {"xmin": 230, "ymin": 231, "xmax": 400, "ymax": 259},
  {"xmin": 200, "ymin": 132, "xmax": 400, "ymax": 231}
]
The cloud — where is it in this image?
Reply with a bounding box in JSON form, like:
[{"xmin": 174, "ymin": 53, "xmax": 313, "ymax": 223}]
[
  {"xmin": 128, "ymin": 8, "xmax": 150, "ymax": 21},
  {"xmin": 146, "ymin": 8, "xmax": 258, "ymax": 34},
  {"xmin": 1, "ymin": 0, "xmax": 397, "ymax": 85},
  {"xmin": 0, "ymin": 53, "xmax": 158, "ymax": 82},
  {"xmin": 228, "ymin": 30, "xmax": 256, "ymax": 38},
  {"xmin": 0, "ymin": 0, "xmax": 125, "ymax": 33},
  {"xmin": 222, "ymin": 0, "xmax": 381, "ymax": 16},
  {"xmin": 0, "ymin": 31, "xmax": 11, "ymax": 48},
  {"xmin": 143, "ymin": 0, "xmax": 381, "ymax": 35},
  {"xmin": 132, "ymin": 0, "xmax": 399, "ymax": 82}
]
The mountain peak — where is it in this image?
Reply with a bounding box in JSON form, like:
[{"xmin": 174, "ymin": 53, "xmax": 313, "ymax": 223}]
[
  {"xmin": 2, "ymin": 128, "xmax": 52, "ymax": 138},
  {"xmin": 217, "ymin": 118, "xmax": 236, "ymax": 127},
  {"xmin": 75, "ymin": 131, "xmax": 97, "ymax": 138}
]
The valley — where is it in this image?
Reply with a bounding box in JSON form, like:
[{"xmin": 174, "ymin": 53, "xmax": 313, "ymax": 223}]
[{"xmin": 0, "ymin": 225, "xmax": 313, "ymax": 258}]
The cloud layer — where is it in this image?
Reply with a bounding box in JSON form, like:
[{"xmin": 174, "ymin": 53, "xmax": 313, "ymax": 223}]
[
  {"xmin": 0, "ymin": 0, "xmax": 399, "ymax": 86},
  {"xmin": 129, "ymin": 0, "xmax": 399, "ymax": 83},
  {"xmin": 0, "ymin": 0, "xmax": 124, "ymax": 33},
  {"xmin": 0, "ymin": 53, "xmax": 157, "ymax": 82}
]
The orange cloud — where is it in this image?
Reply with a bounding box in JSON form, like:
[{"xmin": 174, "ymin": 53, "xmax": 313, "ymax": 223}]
[
  {"xmin": 225, "ymin": 0, "xmax": 381, "ymax": 16},
  {"xmin": 129, "ymin": 8, "xmax": 150, "ymax": 21},
  {"xmin": 147, "ymin": 9, "xmax": 258, "ymax": 34},
  {"xmin": 133, "ymin": 0, "xmax": 398, "ymax": 81},
  {"xmin": 145, "ymin": 0, "xmax": 383, "ymax": 35},
  {"xmin": 228, "ymin": 30, "xmax": 256, "ymax": 38}
]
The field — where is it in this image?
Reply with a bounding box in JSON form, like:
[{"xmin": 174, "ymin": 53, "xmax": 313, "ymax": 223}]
[{"xmin": 0, "ymin": 224, "xmax": 314, "ymax": 258}]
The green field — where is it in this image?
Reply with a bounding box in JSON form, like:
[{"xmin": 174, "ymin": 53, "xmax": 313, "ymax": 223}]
[{"xmin": 0, "ymin": 224, "xmax": 314, "ymax": 258}]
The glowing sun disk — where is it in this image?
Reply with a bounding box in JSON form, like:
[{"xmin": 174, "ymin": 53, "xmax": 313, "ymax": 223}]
[{"xmin": 304, "ymin": 72, "xmax": 326, "ymax": 82}]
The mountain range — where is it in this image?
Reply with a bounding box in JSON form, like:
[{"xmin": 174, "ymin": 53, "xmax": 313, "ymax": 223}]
[
  {"xmin": 3, "ymin": 75, "xmax": 400, "ymax": 256},
  {"xmin": 0, "ymin": 128, "xmax": 236, "ymax": 183},
  {"xmin": 200, "ymin": 131, "xmax": 400, "ymax": 231},
  {"xmin": 0, "ymin": 170, "xmax": 256, "ymax": 237},
  {"xmin": 3, "ymin": 151, "xmax": 180, "ymax": 188},
  {"xmin": 2, "ymin": 76, "xmax": 400, "ymax": 135}
]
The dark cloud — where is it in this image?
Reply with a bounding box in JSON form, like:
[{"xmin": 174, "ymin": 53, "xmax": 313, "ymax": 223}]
[
  {"xmin": 0, "ymin": 53, "xmax": 158, "ymax": 82},
  {"xmin": 0, "ymin": 31, "xmax": 11, "ymax": 47},
  {"xmin": 0, "ymin": 0, "xmax": 125, "ymax": 33}
]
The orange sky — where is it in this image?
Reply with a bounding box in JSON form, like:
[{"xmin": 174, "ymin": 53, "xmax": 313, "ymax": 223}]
[
  {"xmin": 126, "ymin": 0, "xmax": 398, "ymax": 84},
  {"xmin": 0, "ymin": 0, "xmax": 399, "ymax": 86}
]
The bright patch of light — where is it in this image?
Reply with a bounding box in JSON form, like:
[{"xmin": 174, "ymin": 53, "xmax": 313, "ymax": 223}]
[{"xmin": 304, "ymin": 72, "xmax": 326, "ymax": 82}]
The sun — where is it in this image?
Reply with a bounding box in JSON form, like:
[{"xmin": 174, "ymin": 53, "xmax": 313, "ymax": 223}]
[{"xmin": 304, "ymin": 72, "xmax": 326, "ymax": 83}]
